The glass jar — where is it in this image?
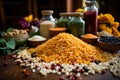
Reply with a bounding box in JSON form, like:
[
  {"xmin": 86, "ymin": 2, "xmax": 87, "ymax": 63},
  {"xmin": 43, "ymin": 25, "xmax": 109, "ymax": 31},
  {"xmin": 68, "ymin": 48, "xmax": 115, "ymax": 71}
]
[
  {"xmin": 56, "ymin": 12, "xmax": 71, "ymax": 28},
  {"xmin": 40, "ymin": 10, "xmax": 55, "ymax": 39},
  {"xmin": 40, "ymin": 10, "xmax": 55, "ymax": 22},
  {"xmin": 40, "ymin": 21, "xmax": 55, "ymax": 39},
  {"xmin": 67, "ymin": 12, "xmax": 85, "ymax": 38},
  {"xmin": 84, "ymin": 0, "xmax": 98, "ymax": 35}
]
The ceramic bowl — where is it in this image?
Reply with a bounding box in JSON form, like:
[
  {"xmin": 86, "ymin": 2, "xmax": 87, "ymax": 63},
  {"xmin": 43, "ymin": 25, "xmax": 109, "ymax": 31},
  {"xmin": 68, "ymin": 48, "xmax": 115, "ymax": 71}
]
[
  {"xmin": 81, "ymin": 35, "xmax": 98, "ymax": 45},
  {"xmin": 1, "ymin": 33, "xmax": 29, "ymax": 46},
  {"xmin": 97, "ymin": 37, "xmax": 120, "ymax": 53},
  {"xmin": 28, "ymin": 40, "xmax": 46, "ymax": 47},
  {"xmin": 49, "ymin": 27, "xmax": 67, "ymax": 38},
  {"xmin": 28, "ymin": 35, "xmax": 47, "ymax": 47}
]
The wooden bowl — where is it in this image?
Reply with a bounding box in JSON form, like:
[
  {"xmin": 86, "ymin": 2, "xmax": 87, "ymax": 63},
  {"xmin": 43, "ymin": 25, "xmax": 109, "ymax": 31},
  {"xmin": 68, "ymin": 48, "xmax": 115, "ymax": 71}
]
[
  {"xmin": 97, "ymin": 37, "xmax": 120, "ymax": 53},
  {"xmin": 49, "ymin": 27, "xmax": 67, "ymax": 38},
  {"xmin": 81, "ymin": 34, "xmax": 98, "ymax": 45}
]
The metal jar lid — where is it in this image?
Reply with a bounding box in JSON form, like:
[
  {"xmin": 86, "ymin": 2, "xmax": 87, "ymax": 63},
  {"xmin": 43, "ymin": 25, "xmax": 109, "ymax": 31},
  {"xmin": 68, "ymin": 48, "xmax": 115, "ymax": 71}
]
[
  {"xmin": 41, "ymin": 10, "xmax": 54, "ymax": 15},
  {"xmin": 85, "ymin": 0, "xmax": 96, "ymax": 6},
  {"xmin": 68, "ymin": 12, "xmax": 83, "ymax": 17},
  {"xmin": 59, "ymin": 12, "xmax": 71, "ymax": 17}
]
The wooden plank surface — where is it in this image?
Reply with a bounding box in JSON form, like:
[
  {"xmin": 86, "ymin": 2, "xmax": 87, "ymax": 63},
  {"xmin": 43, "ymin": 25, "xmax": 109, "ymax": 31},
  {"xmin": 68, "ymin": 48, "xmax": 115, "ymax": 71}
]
[{"xmin": 0, "ymin": 56, "xmax": 120, "ymax": 80}]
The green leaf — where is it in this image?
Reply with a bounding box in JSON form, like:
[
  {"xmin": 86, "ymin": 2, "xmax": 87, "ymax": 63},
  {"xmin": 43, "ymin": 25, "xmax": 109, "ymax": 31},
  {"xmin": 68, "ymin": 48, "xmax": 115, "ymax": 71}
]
[
  {"xmin": 0, "ymin": 38, "xmax": 15, "ymax": 55},
  {"xmin": 3, "ymin": 49, "xmax": 11, "ymax": 55},
  {"xmin": 0, "ymin": 38, "xmax": 7, "ymax": 46},
  {"xmin": 7, "ymin": 50, "xmax": 11, "ymax": 55},
  {"xmin": 7, "ymin": 28, "xmax": 13, "ymax": 32},
  {"xmin": 0, "ymin": 38, "xmax": 6, "ymax": 43},
  {"xmin": 0, "ymin": 47, "xmax": 7, "ymax": 49},
  {"xmin": 7, "ymin": 38, "xmax": 15, "ymax": 49}
]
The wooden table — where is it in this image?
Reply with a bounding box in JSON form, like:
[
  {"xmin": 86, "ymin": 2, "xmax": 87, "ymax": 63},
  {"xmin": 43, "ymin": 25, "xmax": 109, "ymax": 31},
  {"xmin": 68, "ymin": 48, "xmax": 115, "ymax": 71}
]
[{"xmin": 0, "ymin": 56, "xmax": 120, "ymax": 80}]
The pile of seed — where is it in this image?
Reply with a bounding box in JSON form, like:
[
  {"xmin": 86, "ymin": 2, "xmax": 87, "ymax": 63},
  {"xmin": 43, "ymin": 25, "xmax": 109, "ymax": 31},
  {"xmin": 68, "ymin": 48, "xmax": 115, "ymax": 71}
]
[
  {"xmin": 28, "ymin": 33, "xmax": 112, "ymax": 64},
  {"xmin": 14, "ymin": 49, "xmax": 120, "ymax": 78}
]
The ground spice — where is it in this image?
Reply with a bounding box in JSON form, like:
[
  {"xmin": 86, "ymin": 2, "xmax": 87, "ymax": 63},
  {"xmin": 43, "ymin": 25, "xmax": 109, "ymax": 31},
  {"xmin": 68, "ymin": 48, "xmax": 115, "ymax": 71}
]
[
  {"xmin": 28, "ymin": 33, "xmax": 112, "ymax": 64},
  {"xmin": 82, "ymin": 33, "xmax": 98, "ymax": 38}
]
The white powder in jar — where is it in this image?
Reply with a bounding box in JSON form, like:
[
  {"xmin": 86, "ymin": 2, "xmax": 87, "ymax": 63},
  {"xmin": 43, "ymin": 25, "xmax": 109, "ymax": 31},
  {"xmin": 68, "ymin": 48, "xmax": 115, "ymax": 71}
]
[{"xmin": 40, "ymin": 21, "xmax": 55, "ymax": 39}]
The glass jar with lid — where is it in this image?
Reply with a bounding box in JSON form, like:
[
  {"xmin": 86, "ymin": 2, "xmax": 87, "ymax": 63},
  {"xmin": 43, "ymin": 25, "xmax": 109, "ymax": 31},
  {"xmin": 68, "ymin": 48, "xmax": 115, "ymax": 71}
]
[
  {"xmin": 56, "ymin": 12, "xmax": 71, "ymax": 28},
  {"xmin": 40, "ymin": 10, "xmax": 55, "ymax": 22},
  {"xmin": 40, "ymin": 10, "xmax": 55, "ymax": 39},
  {"xmin": 40, "ymin": 21, "xmax": 55, "ymax": 39},
  {"xmin": 67, "ymin": 12, "xmax": 85, "ymax": 38},
  {"xmin": 84, "ymin": 0, "xmax": 98, "ymax": 35}
]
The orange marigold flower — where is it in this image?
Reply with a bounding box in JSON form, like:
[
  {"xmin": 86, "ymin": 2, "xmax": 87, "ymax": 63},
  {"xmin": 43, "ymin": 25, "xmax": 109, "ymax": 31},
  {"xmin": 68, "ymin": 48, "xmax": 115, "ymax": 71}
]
[
  {"xmin": 111, "ymin": 22, "xmax": 119, "ymax": 28},
  {"xmin": 98, "ymin": 13, "xmax": 114, "ymax": 22}
]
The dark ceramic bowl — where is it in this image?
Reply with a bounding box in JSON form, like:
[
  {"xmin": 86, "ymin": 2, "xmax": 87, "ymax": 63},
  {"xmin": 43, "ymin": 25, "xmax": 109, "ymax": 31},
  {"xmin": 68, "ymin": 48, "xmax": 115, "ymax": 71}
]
[{"xmin": 97, "ymin": 38, "xmax": 120, "ymax": 53}]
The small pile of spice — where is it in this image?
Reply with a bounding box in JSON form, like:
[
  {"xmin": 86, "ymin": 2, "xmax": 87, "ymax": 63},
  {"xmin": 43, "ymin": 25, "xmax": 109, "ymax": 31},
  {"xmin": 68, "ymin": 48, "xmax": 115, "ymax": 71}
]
[
  {"xmin": 28, "ymin": 33, "xmax": 112, "ymax": 64},
  {"xmin": 49, "ymin": 27, "xmax": 66, "ymax": 38},
  {"xmin": 28, "ymin": 35, "xmax": 46, "ymax": 41},
  {"xmin": 81, "ymin": 33, "xmax": 98, "ymax": 38}
]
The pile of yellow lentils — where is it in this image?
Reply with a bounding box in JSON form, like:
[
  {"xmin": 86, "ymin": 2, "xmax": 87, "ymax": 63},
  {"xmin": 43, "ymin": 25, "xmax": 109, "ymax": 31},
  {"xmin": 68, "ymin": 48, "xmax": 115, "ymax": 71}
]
[{"xmin": 28, "ymin": 33, "xmax": 112, "ymax": 64}]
